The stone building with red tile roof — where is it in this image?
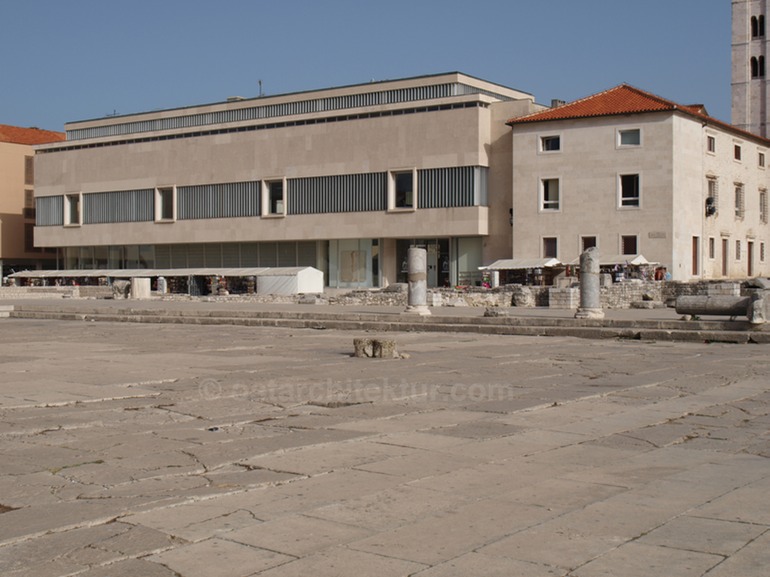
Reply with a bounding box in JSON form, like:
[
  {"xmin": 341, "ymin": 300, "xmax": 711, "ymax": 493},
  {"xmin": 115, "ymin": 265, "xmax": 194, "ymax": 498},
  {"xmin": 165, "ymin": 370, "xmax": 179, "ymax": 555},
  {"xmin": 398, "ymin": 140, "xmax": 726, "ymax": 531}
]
[{"xmin": 508, "ymin": 84, "xmax": 770, "ymax": 281}]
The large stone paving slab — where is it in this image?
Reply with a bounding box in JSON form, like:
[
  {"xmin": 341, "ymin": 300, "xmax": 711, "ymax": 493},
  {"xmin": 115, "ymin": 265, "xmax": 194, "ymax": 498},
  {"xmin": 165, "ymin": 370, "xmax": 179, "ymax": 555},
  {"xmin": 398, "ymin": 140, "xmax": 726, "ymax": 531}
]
[{"xmin": 0, "ymin": 318, "xmax": 769, "ymax": 576}]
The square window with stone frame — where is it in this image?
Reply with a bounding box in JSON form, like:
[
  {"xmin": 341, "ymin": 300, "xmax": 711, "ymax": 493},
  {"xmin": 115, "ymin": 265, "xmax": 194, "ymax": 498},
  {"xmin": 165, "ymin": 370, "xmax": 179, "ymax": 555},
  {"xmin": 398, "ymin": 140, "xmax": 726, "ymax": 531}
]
[
  {"xmin": 540, "ymin": 135, "xmax": 561, "ymax": 152},
  {"xmin": 581, "ymin": 235, "xmax": 597, "ymax": 252},
  {"xmin": 618, "ymin": 129, "xmax": 641, "ymax": 147},
  {"xmin": 621, "ymin": 235, "xmax": 638, "ymax": 255}
]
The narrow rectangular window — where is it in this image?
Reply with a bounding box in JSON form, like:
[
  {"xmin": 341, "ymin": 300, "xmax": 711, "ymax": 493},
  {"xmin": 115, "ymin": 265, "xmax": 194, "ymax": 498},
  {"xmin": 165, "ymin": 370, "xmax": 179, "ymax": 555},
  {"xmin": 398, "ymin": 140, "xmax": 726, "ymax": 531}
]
[
  {"xmin": 707, "ymin": 178, "xmax": 718, "ymax": 216},
  {"xmin": 620, "ymin": 174, "xmax": 640, "ymax": 207},
  {"xmin": 692, "ymin": 236, "xmax": 700, "ymax": 276},
  {"xmin": 735, "ymin": 184, "xmax": 745, "ymax": 219},
  {"xmin": 618, "ymin": 129, "xmax": 641, "ymax": 146},
  {"xmin": 708, "ymin": 237, "xmax": 716, "ymax": 259},
  {"xmin": 761, "ymin": 242, "xmax": 766, "ymax": 262},
  {"xmin": 707, "ymin": 136, "xmax": 716, "ymax": 153},
  {"xmin": 540, "ymin": 135, "xmax": 560, "ymax": 152},
  {"xmin": 24, "ymin": 189, "xmax": 36, "ymax": 219},
  {"xmin": 722, "ymin": 238, "xmax": 729, "ymax": 276},
  {"xmin": 389, "ymin": 170, "xmax": 416, "ymax": 210},
  {"xmin": 543, "ymin": 237, "xmax": 558, "ymax": 258},
  {"xmin": 760, "ymin": 190, "xmax": 768, "ymax": 223},
  {"xmin": 263, "ymin": 179, "xmax": 286, "ymax": 215},
  {"xmin": 155, "ymin": 186, "xmax": 176, "ymax": 222},
  {"xmin": 24, "ymin": 156, "xmax": 34, "ymax": 185},
  {"xmin": 395, "ymin": 172, "xmax": 413, "ymax": 208},
  {"xmin": 621, "ymin": 235, "xmax": 638, "ymax": 255},
  {"xmin": 736, "ymin": 240, "xmax": 742, "ymax": 261},
  {"xmin": 734, "ymin": 144, "xmax": 742, "ymax": 161},
  {"xmin": 760, "ymin": 152, "xmax": 766, "ymax": 167},
  {"xmin": 65, "ymin": 193, "xmax": 81, "ymax": 226},
  {"xmin": 541, "ymin": 178, "xmax": 560, "ymax": 210}
]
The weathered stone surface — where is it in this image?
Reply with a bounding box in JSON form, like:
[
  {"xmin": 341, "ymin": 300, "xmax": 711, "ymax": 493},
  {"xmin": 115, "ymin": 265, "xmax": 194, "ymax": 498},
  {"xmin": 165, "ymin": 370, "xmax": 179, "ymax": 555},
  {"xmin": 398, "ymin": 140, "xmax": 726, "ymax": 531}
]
[
  {"xmin": 404, "ymin": 247, "xmax": 431, "ymax": 315},
  {"xmin": 510, "ymin": 285, "xmax": 536, "ymax": 307},
  {"xmin": 353, "ymin": 337, "xmax": 400, "ymax": 358},
  {"xmin": 676, "ymin": 295, "xmax": 751, "ymax": 317},
  {"xmin": 575, "ymin": 247, "xmax": 604, "ymax": 319},
  {"xmin": 483, "ymin": 307, "xmax": 509, "ymax": 317},
  {"xmin": 1, "ymin": 318, "xmax": 769, "ymax": 577},
  {"xmin": 112, "ymin": 280, "xmax": 130, "ymax": 299}
]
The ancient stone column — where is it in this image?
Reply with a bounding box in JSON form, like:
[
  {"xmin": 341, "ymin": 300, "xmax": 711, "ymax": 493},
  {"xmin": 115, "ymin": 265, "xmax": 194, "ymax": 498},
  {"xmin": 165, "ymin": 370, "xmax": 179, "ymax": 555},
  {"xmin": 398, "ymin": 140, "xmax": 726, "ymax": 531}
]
[
  {"xmin": 575, "ymin": 247, "xmax": 604, "ymax": 319},
  {"xmin": 404, "ymin": 247, "xmax": 431, "ymax": 315}
]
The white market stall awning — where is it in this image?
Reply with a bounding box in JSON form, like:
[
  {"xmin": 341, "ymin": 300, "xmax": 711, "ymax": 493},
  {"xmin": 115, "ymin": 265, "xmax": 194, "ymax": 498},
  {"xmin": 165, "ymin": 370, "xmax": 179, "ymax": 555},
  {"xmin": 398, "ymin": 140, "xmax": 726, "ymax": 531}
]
[
  {"xmin": 7, "ymin": 267, "xmax": 297, "ymax": 279},
  {"xmin": 8, "ymin": 267, "xmax": 325, "ymax": 295},
  {"xmin": 568, "ymin": 254, "xmax": 657, "ymax": 266},
  {"xmin": 479, "ymin": 258, "xmax": 562, "ymax": 271}
]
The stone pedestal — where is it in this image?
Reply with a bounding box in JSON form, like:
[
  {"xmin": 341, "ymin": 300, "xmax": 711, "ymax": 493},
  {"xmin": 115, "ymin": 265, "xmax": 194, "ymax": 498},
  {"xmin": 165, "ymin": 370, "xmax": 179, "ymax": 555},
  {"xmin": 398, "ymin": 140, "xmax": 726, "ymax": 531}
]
[
  {"xmin": 404, "ymin": 247, "xmax": 431, "ymax": 315},
  {"xmin": 575, "ymin": 247, "xmax": 605, "ymax": 319},
  {"xmin": 130, "ymin": 277, "xmax": 151, "ymax": 299}
]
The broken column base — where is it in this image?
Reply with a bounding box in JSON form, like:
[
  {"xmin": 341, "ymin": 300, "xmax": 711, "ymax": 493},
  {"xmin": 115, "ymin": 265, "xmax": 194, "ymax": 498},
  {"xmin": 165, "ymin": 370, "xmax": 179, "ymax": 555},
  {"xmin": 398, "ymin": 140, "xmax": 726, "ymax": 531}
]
[
  {"xmin": 574, "ymin": 307, "xmax": 605, "ymax": 320},
  {"xmin": 403, "ymin": 305, "xmax": 431, "ymax": 316},
  {"xmin": 353, "ymin": 338, "xmax": 400, "ymax": 359}
]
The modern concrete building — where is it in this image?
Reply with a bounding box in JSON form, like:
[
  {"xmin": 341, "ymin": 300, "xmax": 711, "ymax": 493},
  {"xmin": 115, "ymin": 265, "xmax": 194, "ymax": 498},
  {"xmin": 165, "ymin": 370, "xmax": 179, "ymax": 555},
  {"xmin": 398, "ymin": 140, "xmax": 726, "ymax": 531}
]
[
  {"xmin": 33, "ymin": 73, "xmax": 542, "ymax": 289},
  {"xmin": 509, "ymin": 84, "xmax": 770, "ymax": 281},
  {"xmin": 0, "ymin": 124, "xmax": 65, "ymax": 277},
  {"xmin": 733, "ymin": 0, "xmax": 770, "ymax": 137}
]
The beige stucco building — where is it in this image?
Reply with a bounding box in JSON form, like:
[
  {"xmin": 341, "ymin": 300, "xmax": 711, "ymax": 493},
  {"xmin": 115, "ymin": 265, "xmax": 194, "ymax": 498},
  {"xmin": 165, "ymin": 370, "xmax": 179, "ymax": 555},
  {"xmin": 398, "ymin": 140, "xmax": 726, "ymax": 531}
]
[
  {"xmin": 509, "ymin": 84, "xmax": 770, "ymax": 281},
  {"xmin": 33, "ymin": 73, "xmax": 541, "ymax": 288},
  {"xmin": 0, "ymin": 125, "xmax": 64, "ymax": 277}
]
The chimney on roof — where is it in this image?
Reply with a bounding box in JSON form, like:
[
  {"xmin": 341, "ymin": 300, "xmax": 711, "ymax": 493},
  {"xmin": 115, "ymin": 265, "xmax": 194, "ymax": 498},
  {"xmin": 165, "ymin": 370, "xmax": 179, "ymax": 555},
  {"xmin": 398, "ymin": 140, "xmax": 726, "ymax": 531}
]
[{"xmin": 550, "ymin": 99, "xmax": 566, "ymax": 108}]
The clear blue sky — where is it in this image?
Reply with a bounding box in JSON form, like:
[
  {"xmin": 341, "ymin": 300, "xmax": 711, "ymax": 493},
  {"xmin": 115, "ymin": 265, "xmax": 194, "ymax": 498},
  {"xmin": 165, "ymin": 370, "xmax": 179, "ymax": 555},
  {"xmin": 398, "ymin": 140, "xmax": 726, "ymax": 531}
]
[{"xmin": 1, "ymin": 0, "xmax": 731, "ymax": 132}]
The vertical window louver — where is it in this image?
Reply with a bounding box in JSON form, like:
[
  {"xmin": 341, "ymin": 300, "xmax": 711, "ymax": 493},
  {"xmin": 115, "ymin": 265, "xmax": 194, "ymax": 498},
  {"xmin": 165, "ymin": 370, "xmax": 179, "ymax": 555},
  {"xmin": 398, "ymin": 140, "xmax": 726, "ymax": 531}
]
[
  {"xmin": 177, "ymin": 181, "xmax": 261, "ymax": 220},
  {"xmin": 35, "ymin": 195, "xmax": 64, "ymax": 226},
  {"xmin": 83, "ymin": 189, "xmax": 154, "ymax": 224},
  {"xmin": 288, "ymin": 173, "xmax": 387, "ymax": 214},
  {"xmin": 417, "ymin": 166, "xmax": 488, "ymax": 208}
]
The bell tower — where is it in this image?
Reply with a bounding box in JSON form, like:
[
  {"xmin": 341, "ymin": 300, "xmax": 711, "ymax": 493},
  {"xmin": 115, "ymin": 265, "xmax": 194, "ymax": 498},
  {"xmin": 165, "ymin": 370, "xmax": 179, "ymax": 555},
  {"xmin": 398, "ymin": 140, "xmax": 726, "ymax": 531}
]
[{"xmin": 733, "ymin": 0, "xmax": 770, "ymax": 136}]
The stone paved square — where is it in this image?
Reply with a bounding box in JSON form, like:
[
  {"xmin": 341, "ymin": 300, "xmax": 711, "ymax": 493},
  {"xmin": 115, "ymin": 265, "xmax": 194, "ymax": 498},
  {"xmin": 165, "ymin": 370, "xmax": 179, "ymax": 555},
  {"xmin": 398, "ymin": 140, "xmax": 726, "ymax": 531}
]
[{"xmin": 1, "ymin": 317, "xmax": 769, "ymax": 576}]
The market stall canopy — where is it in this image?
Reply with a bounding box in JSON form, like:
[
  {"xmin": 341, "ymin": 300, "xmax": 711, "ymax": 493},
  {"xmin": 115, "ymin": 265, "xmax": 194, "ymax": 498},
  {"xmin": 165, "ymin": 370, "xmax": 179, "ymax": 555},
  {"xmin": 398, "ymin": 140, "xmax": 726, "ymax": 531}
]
[
  {"xmin": 479, "ymin": 258, "xmax": 562, "ymax": 271},
  {"xmin": 568, "ymin": 254, "xmax": 657, "ymax": 266},
  {"xmin": 8, "ymin": 267, "xmax": 324, "ymax": 295}
]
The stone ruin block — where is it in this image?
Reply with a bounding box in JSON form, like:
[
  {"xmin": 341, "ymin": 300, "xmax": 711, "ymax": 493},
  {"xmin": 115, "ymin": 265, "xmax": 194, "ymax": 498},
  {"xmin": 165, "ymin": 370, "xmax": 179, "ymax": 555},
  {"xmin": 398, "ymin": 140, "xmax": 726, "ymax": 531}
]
[
  {"xmin": 353, "ymin": 338, "xmax": 400, "ymax": 359},
  {"xmin": 112, "ymin": 280, "xmax": 131, "ymax": 299}
]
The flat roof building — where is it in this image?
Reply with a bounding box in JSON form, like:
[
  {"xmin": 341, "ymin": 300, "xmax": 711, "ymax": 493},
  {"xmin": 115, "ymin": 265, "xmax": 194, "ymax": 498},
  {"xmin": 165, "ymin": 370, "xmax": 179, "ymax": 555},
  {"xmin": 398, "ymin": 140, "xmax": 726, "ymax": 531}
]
[{"xmin": 33, "ymin": 73, "xmax": 542, "ymax": 289}]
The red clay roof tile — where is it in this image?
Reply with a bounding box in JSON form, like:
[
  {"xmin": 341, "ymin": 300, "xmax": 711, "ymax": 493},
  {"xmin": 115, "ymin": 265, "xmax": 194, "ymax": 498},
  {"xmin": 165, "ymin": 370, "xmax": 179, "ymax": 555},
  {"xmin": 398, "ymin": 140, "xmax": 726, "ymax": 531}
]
[
  {"xmin": 0, "ymin": 124, "xmax": 65, "ymax": 145},
  {"xmin": 507, "ymin": 84, "xmax": 770, "ymax": 144}
]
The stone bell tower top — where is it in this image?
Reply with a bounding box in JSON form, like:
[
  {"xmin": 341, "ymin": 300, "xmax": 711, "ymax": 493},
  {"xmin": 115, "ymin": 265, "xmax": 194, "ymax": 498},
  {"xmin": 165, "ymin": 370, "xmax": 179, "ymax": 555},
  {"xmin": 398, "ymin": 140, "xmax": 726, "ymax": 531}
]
[{"xmin": 733, "ymin": 0, "xmax": 770, "ymax": 137}]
